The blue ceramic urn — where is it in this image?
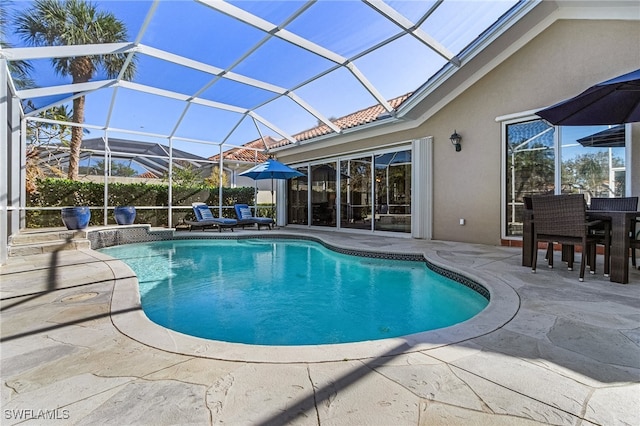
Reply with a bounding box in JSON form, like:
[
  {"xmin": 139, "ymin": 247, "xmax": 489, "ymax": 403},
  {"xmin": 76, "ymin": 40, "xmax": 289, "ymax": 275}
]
[
  {"xmin": 114, "ymin": 206, "xmax": 136, "ymax": 225},
  {"xmin": 61, "ymin": 207, "xmax": 91, "ymax": 230}
]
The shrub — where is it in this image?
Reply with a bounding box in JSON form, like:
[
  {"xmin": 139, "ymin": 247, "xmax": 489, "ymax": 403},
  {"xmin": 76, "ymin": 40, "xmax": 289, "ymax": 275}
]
[{"xmin": 27, "ymin": 178, "xmax": 257, "ymax": 228}]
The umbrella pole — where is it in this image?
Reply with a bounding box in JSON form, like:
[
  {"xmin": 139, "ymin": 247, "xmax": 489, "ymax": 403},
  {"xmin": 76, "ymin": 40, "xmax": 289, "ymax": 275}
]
[{"xmin": 271, "ymin": 177, "xmax": 274, "ymax": 220}]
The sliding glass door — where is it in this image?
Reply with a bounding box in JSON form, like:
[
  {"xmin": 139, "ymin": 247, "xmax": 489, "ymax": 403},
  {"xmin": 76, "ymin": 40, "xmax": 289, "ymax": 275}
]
[
  {"xmin": 287, "ymin": 166, "xmax": 308, "ymax": 225},
  {"xmin": 311, "ymin": 162, "xmax": 337, "ymax": 227},
  {"xmin": 340, "ymin": 157, "xmax": 373, "ymax": 230},
  {"xmin": 374, "ymin": 150, "xmax": 411, "ymax": 233},
  {"xmin": 288, "ymin": 146, "xmax": 413, "ymax": 234}
]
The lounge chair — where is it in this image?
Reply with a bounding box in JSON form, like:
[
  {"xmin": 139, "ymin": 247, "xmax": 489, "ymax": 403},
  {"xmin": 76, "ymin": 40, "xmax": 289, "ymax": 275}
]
[
  {"xmin": 185, "ymin": 203, "xmax": 237, "ymax": 232},
  {"xmin": 234, "ymin": 204, "xmax": 274, "ymax": 230}
]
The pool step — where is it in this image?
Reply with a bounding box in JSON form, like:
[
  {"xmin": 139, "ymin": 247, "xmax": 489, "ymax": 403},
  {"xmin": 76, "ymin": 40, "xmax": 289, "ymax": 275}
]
[{"xmin": 8, "ymin": 228, "xmax": 91, "ymax": 257}]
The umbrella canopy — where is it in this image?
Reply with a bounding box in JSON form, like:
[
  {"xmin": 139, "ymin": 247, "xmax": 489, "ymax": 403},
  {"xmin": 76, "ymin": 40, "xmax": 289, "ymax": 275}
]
[
  {"xmin": 576, "ymin": 125, "xmax": 625, "ymax": 148},
  {"xmin": 536, "ymin": 68, "xmax": 640, "ymax": 125},
  {"xmin": 240, "ymin": 159, "xmax": 305, "ymax": 219},
  {"xmin": 239, "ymin": 158, "xmax": 305, "ymax": 181}
]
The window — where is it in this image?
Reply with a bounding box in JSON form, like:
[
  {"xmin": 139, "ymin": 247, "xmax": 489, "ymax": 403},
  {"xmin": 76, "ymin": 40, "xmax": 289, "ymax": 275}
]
[
  {"xmin": 505, "ymin": 119, "xmax": 555, "ymax": 237},
  {"xmin": 559, "ymin": 125, "xmax": 626, "ymax": 199},
  {"xmin": 503, "ymin": 118, "xmax": 628, "ymax": 238}
]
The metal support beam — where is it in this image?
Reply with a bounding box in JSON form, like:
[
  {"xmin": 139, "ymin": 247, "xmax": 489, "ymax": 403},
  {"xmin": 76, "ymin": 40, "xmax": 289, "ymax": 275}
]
[
  {"xmin": 197, "ymin": 0, "xmax": 393, "ymax": 122},
  {"xmin": 363, "ymin": 0, "xmax": 457, "ymax": 65},
  {"xmin": 1, "ymin": 58, "xmax": 9, "ymax": 263},
  {"xmin": 2, "ymin": 43, "xmax": 135, "ymax": 61},
  {"xmin": 17, "ymin": 80, "xmax": 117, "ymax": 101}
]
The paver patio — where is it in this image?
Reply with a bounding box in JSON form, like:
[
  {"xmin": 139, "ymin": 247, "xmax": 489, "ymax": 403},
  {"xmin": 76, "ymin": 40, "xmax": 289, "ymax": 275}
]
[{"xmin": 1, "ymin": 229, "xmax": 638, "ymax": 425}]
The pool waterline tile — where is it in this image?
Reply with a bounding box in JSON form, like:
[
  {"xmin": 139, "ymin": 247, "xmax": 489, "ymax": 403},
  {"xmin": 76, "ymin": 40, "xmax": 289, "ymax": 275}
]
[
  {"xmin": 103, "ymin": 238, "xmax": 491, "ymax": 347},
  {"xmin": 99, "ymin": 230, "xmax": 520, "ymax": 363}
]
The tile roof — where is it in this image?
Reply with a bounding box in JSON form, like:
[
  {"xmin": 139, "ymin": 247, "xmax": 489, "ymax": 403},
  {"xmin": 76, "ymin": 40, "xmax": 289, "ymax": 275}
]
[
  {"xmin": 216, "ymin": 92, "xmax": 413, "ymax": 161},
  {"xmin": 290, "ymin": 92, "xmax": 413, "ymax": 144},
  {"xmin": 210, "ymin": 136, "xmax": 280, "ymax": 163},
  {"xmin": 137, "ymin": 171, "xmax": 159, "ymax": 179}
]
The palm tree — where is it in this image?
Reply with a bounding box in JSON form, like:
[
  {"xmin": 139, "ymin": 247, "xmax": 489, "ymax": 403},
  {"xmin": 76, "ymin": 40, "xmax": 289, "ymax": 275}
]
[
  {"xmin": 15, "ymin": 0, "xmax": 135, "ymax": 180},
  {"xmin": 1, "ymin": 1, "xmax": 34, "ymax": 88}
]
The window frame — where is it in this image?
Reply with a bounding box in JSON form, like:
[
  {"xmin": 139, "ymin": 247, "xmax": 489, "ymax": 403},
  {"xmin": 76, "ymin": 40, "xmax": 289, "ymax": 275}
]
[{"xmin": 500, "ymin": 113, "xmax": 632, "ymax": 240}]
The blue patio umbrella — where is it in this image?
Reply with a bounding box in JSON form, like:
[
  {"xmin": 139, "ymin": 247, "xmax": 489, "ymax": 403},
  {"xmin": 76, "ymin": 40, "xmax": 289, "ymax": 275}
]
[
  {"xmin": 240, "ymin": 158, "xmax": 305, "ymax": 181},
  {"xmin": 239, "ymin": 159, "xmax": 305, "ymax": 213},
  {"xmin": 536, "ymin": 68, "xmax": 640, "ymax": 125}
]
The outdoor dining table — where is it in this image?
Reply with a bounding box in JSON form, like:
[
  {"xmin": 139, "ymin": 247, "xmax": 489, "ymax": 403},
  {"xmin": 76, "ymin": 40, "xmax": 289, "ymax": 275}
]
[
  {"xmin": 585, "ymin": 210, "xmax": 640, "ymax": 284},
  {"xmin": 522, "ymin": 208, "xmax": 639, "ymax": 284}
]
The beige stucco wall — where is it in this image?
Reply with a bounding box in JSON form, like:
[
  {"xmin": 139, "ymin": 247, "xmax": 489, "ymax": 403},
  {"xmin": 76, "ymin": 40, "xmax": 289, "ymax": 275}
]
[
  {"xmin": 427, "ymin": 19, "xmax": 639, "ymax": 245},
  {"xmin": 279, "ymin": 18, "xmax": 640, "ymax": 245}
]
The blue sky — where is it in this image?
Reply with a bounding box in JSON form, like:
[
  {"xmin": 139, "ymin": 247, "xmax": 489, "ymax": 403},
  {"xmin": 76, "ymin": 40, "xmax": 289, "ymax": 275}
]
[
  {"xmin": 6, "ymin": 0, "xmax": 518, "ymax": 158},
  {"xmin": 561, "ymin": 125, "xmax": 626, "ymax": 165}
]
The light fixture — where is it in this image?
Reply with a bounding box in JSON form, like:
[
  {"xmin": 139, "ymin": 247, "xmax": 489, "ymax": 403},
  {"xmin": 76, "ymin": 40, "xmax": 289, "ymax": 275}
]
[{"xmin": 450, "ymin": 130, "xmax": 462, "ymax": 152}]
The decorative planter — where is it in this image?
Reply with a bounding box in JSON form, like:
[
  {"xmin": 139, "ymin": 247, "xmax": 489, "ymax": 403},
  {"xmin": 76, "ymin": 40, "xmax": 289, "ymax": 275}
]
[
  {"xmin": 61, "ymin": 207, "xmax": 91, "ymax": 230},
  {"xmin": 114, "ymin": 206, "xmax": 136, "ymax": 225}
]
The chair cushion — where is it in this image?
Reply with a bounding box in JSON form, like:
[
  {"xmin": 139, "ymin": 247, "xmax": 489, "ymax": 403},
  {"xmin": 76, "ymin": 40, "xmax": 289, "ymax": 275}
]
[
  {"xmin": 239, "ymin": 207, "xmax": 253, "ymax": 220},
  {"xmin": 196, "ymin": 205, "xmax": 215, "ymax": 221},
  {"xmin": 254, "ymin": 217, "xmax": 274, "ymax": 224},
  {"xmin": 192, "ymin": 204, "xmax": 203, "ymax": 221},
  {"xmin": 217, "ymin": 218, "xmax": 237, "ymax": 225}
]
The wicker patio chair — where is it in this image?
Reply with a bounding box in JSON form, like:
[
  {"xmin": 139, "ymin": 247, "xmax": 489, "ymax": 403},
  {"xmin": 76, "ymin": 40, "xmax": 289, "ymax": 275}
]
[
  {"xmin": 523, "ymin": 196, "xmax": 553, "ymax": 264},
  {"xmin": 589, "ymin": 197, "xmax": 639, "ymax": 268},
  {"xmin": 590, "ymin": 197, "xmax": 638, "ymax": 211},
  {"xmin": 531, "ymin": 194, "xmax": 605, "ymax": 281}
]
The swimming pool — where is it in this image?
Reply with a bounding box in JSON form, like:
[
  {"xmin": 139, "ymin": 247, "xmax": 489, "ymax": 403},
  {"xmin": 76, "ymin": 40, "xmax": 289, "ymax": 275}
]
[{"xmin": 100, "ymin": 238, "xmax": 488, "ymax": 346}]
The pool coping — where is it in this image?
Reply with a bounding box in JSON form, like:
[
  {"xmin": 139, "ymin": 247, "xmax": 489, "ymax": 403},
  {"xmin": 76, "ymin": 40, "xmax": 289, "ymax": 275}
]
[{"xmin": 104, "ymin": 231, "xmax": 521, "ymax": 363}]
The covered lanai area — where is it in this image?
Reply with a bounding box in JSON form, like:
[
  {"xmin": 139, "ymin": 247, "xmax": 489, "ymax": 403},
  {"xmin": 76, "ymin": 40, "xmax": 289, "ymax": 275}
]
[
  {"xmin": 1, "ymin": 1, "xmax": 639, "ymax": 424},
  {"xmin": 2, "ymin": 0, "xmax": 535, "ymax": 259}
]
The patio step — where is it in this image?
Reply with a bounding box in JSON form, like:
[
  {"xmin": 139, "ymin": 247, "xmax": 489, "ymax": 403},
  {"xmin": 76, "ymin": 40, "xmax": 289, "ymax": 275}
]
[{"xmin": 8, "ymin": 228, "xmax": 91, "ymax": 257}]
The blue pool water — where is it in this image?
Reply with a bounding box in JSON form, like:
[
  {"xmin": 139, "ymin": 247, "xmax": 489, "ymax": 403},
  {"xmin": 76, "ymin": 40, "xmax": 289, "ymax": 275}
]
[{"xmin": 100, "ymin": 239, "xmax": 488, "ymax": 346}]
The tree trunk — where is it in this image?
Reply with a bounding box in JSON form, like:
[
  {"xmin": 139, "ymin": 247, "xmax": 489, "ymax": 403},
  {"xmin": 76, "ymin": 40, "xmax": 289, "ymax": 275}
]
[
  {"xmin": 67, "ymin": 57, "xmax": 93, "ymax": 181},
  {"xmin": 67, "ymin": 95, "xmax": 85, "ymax": 180}
]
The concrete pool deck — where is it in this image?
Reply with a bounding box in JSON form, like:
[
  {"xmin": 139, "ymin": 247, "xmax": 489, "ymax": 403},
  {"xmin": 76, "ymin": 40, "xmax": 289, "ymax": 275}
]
[{"xmin": 1, "ymin": 228, "xmax": 639, "ymax": 425}]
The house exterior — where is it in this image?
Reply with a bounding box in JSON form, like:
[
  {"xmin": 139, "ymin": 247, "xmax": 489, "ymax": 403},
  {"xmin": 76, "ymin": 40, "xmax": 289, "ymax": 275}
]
[
  {"xmin": 269, "ymin": 2, "xmax": 640, "ymax": 245},
  {"xmin": 1, "ymin": 1, "xmax": 639, "ymax": 263}
]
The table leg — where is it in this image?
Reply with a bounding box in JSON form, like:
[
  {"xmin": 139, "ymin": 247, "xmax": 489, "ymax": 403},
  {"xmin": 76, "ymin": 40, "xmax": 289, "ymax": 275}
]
[
  {"xmin": 609, "ymin": 214, "xmax": 631, "ymax": 284},
  {"xmin": 522, "ymin": 210, "xmax": 533, "ymax": 267}
]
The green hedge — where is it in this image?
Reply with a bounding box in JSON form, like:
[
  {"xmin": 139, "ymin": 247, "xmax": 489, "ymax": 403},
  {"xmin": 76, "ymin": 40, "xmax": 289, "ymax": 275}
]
[{"xmin": 27, "ymin": 178, "xmax": 259, "ymax": 228}]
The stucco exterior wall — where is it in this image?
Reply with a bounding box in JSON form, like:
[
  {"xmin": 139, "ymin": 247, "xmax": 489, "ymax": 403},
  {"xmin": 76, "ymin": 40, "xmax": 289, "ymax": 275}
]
[
  {"xmin": 425, "ymin": 19, "xmax": 639, "ymax": 244},
  {"xmin": 279, "ymin": 18, "xmax": 640, "ymax": 245}
]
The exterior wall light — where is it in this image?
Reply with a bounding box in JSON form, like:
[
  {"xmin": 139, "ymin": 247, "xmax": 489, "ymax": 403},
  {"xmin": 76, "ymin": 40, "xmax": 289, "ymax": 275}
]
[{"xmin": 450, "ymin": 130, "xmax": 462, "ymax": 152}]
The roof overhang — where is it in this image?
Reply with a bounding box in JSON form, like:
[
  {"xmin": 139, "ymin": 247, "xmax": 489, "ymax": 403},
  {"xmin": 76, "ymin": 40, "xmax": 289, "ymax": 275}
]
[{"xmin": 398, "ymin": 0, "xmax": 640, "ymax": 123}]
